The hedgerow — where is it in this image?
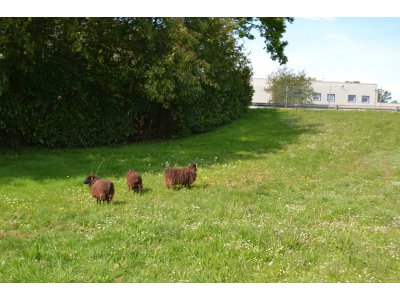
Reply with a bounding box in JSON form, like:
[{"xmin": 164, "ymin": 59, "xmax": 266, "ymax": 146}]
[{"xmin": 0, "ymin": 18, "xmax": 292, "ymax": 148}]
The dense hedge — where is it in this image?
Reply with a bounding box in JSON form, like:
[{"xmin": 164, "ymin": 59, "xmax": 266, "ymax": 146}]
[{"xmin": 0, "ymin": 18, "xmax": 291, "ymax": 148}]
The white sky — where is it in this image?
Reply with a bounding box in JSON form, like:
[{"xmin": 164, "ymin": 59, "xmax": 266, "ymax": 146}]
[{"xmin": 243, "ymin": 17, "xmax": 400, "ymax": 100}]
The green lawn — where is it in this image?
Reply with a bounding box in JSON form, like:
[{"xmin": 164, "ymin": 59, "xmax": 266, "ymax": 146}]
[{"xmin": 0, "ymin": 109, "xmax": 399, "ymax": 282}]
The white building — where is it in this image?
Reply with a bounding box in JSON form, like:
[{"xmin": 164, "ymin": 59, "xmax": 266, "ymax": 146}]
[
  {"xmin": 311, "ymin": 80, "xmax": 378, "ymax": 106},
  {"xmin": 251, "ymin": 78, "xmax": 383, "ymax": 107},
  {"xmin": 251, "ymin": 78, "xmax": 271, "ymax": 103}
]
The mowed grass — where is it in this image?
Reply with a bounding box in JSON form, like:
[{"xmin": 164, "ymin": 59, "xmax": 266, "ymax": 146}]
[{"xmin": 0, "ymin": 109, "xmax": 399, "ymax": 282}]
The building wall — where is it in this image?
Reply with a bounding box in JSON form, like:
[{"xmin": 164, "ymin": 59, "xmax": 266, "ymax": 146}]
[
  {"xmin": 251, "ymin": 78, "xmax": 271, "ymax": 103},
  {"xmin": 311, "ymin": 81, "xmax": 378, "ymax": 106},
  {"xmin": 251, "ymin": 78, "xmax": 379, "ymax": 106}
]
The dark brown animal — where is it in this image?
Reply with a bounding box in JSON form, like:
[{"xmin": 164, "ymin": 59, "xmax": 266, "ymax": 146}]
[
  {"xmin": 83, "ymin": 174, "xmax": 114, "ymax": 204},
  {"xmin": 164, "ymin": 163, "xmax": 197, "ymax": 188},
  {"xmin": 125, "ymin": 168, "xmax": 143, "ymax": 194}
]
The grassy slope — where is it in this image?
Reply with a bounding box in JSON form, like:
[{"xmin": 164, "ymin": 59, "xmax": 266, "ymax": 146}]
[{"xmin": 0, "ymin": 109, "xmax": 399, "ymax": 282}]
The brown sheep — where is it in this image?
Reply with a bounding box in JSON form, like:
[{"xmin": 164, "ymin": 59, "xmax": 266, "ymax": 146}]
[
  {"xmin": 83, "ymin": 174, "xmax": 114, "ymax": 204},
  {"xmin": 125, "ymin": 168, "xmax": 143, "ymax": 194},
  {"xmin": 164, "ymin": 163, "xmax": 197, "ymax": 188}
]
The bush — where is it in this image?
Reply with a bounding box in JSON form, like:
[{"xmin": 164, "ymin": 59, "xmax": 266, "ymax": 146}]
[{"xmin": 0, "ymin": 18, "xmax": 263, "ymax": 148}]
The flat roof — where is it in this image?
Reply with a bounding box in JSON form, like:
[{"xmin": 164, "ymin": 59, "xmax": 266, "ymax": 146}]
[
  {"xmin": 313, "ymin": 80, "xmax": 377, "ymax": 86},
  {"xmin": 251, "ymin": 78, "xmax": 377, "ymax": 86}
]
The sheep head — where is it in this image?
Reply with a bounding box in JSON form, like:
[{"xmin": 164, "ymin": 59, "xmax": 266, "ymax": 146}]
[{"xmin": 83, "ymin": 174, "xmax": 100, "ymax": 185}]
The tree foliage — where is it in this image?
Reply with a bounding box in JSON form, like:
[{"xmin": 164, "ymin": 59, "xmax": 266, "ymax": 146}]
[
  {"xmin": 378, "ymin": 89, "xmax": 392, "ymax": 103},
  {"xmin": 233, "ymin": 17, "xmax": 294, "ymax": 65},
  {"xmin": 265, "ymin": 67, "xmax": 314, "ymax": 105},
  {"xmin": 0, "ymin": 17, "xmax": 293, "ymax": 148}
]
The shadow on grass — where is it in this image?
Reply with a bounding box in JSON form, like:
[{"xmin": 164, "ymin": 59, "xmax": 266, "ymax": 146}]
[
  {"xmin": 125, "ymin": 187, "xmax": 152, "ymax": 195},
  {"xmin": 0, "ymin": 109, "xmax": 319, "ymax": 184},
  {"xmin": 165, "ymin": 184, "xmax": 202, "ymax": 191},
  {"xmin": 191, "ymin": 183, "xmax": 210, "ymax": 189},
  {"xmin": 111, "ymin": 200, "xmax": 127, "ymax": 205}
]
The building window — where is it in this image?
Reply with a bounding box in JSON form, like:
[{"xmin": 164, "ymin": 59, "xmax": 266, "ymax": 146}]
[
  {"xmin": 327, "ymin": 94, "xmax": 335, "ymax": 102},
  {"xmin": 362, "ymin": 95, "xmax": 370, "ymax": 104},
  {"xmin": 313, "ymin": 93, "xmax": 321, "ymax": 101},
  {"xmin": 348, "ymin": 95, "xmax": 356, "ymax": 103}
]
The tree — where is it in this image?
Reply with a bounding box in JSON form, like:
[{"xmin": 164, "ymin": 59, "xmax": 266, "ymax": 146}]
[
  {"xmin": 265, "ymin": 67, "xmax": 314, "ymax": 105},
  {"xmin": 378, "ymin": 89, "xmax": 392, "ymax": 103},
  {"xmin": 233, "ymin": 17, "xmax": 294, "ymax": 65},
  {"xmin": 0, "ymin": 17, "xmax": 294, "ymax": 148}
]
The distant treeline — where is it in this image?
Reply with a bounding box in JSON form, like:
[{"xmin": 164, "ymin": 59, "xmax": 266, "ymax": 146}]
[{"xmin": 0, "ymin": 18, "xmax": 292, "ymax": 147}]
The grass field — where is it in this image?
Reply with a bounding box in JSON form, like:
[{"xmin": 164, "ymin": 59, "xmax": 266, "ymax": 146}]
[{"xmin": 0, "ymin": 109, "xmax": 399, "ymax": 282}]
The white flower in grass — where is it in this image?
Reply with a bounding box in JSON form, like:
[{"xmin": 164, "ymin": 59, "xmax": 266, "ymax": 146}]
[{"xmin": 268, "ymin": 260, "xmax": 274, "ymax": 266}]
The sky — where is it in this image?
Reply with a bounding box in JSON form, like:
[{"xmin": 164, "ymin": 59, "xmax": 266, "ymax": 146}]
[{"xmin": 243, "ymin": 17, "xmax": 400, "ymax": 100}]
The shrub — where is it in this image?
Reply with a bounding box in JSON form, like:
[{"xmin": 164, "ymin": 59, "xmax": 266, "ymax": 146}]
[{"xmin": 0, "ymin": 18, "xmax": 290, "ymax": 148}]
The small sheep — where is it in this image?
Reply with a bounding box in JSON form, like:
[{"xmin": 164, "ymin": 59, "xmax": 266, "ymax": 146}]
[
  {"xmin": 125, "ymin": 168, "xmax": 143, "ymax": 194},
  {"xmin": 164, "ymin": 163, "xmax": 197, "ymax": 188},
  {"xmin": 83, "ymin": 174, "xmax": 114, "ymax": 204}
]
